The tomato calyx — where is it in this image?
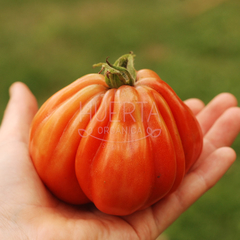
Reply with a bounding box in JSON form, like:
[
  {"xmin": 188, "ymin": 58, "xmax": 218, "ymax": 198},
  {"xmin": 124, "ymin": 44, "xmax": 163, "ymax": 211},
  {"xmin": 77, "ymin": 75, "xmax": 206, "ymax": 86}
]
[{"xmin": 93, "ymin": 51, "xmax": 137, "ymax": 88}]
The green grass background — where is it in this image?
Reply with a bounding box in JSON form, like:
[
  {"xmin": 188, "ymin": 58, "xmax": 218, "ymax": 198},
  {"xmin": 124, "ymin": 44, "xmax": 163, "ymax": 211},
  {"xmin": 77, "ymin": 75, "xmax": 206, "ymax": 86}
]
[{"xmin": 0, "ymin": 0, "xmax": 240, "ymax": 239}]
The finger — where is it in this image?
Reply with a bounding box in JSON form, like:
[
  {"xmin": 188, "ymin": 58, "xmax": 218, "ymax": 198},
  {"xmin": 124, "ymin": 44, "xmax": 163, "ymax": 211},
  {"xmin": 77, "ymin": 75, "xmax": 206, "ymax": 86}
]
[
  {"xmin": 190, "ymin": 107, "xmax": 240, "ymax": 171},
  {"xmin": 184, "ymin": 98, "xmax": 205, "ymax": 116},
  {"xmin": 204, "ymin": 106, "xmax": 240, "ymax": 152},
  {"xmin": 152, "ymin": 147, "xmax": 236, "ymax": 233},
  {"xmin": 196, "ymin": 93, "xmax": 238, "ymax": 135},
  {"xmin": 0, "ymin": 82, "xmax": 38, "ymax": 144}
]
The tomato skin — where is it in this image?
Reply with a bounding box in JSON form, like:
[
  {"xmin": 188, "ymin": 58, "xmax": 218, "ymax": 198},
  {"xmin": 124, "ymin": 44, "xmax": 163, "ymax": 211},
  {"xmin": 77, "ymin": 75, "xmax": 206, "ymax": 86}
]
[
  {"xmin": 136, "ymin": 69, "xmax": 203, "ymax": 172},
  {"xmin": 29, "ymin": 69, "xmax": 203, "ymax": 215},
  {"xmin": 29, "ymin": 74, "xmax": 108, "ymax": 204}
]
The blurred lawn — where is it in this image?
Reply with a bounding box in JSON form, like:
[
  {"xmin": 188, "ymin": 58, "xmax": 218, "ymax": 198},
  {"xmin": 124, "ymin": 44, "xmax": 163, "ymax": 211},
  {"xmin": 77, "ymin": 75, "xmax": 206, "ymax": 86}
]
[{"xmin": 0, "ymin": 0, "xmax": 240, "ymax": 239}]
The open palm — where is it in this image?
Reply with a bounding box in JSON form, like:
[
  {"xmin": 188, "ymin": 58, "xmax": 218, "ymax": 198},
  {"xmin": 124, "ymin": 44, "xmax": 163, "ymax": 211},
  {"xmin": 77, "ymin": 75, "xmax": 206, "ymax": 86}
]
[{"xmin": 0, "ymin": 82, "xmax": 239, "ymax": 240}]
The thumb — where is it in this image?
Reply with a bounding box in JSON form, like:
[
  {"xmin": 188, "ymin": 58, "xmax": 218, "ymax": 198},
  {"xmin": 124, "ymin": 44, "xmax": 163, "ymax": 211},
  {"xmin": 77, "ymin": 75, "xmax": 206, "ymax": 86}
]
[{"xmin": 0, "ymin": 82, "xmax": 38, "ymax": 144}]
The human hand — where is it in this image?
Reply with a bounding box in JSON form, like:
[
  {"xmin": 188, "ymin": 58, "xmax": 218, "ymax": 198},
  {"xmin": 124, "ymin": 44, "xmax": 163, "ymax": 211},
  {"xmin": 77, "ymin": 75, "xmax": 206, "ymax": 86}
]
[{"xmin": 0, "ymin": 82, "xmax": 239, "ymax": 239}]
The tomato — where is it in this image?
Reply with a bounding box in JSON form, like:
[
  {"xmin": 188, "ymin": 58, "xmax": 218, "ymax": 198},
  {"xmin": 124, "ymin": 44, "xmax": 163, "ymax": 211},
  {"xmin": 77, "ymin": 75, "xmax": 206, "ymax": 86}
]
[{"xmin": 29, "ymin": 52, "xmax": 203, "ymax": 216}]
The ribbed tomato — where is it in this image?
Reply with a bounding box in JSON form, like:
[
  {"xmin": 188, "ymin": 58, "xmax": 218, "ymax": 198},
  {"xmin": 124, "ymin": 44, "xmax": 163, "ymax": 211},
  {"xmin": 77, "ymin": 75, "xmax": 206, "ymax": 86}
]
[{"xmin": 29, "ymin": 53, "xmax": 203, "ymax": 216}]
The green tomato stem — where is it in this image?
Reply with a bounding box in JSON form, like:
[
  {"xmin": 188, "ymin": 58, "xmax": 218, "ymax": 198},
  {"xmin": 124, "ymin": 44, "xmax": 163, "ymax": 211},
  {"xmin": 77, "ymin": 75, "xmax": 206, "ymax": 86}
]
[{"xmin": 93, "ymin": 52, "xmax": 137, "ymax": 88}]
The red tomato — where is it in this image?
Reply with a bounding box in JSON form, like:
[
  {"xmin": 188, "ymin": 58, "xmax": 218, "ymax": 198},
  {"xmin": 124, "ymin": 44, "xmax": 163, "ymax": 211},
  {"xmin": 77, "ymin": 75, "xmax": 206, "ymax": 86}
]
[{"xmin": 29, "ymin": 53, "xmax": 203, "ymax": 216}]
